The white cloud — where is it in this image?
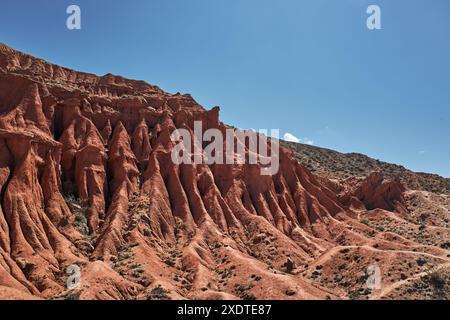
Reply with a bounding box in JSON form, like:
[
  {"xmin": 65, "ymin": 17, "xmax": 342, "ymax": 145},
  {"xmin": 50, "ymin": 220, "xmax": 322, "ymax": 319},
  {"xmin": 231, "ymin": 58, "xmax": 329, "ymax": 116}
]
[
  {"xmin": 283, "ymin": 133, "xmax": 314, "ymax": 145},
  {"xmin": 283, "ymin": 132, "xmax": 300, "ymax": 143}
]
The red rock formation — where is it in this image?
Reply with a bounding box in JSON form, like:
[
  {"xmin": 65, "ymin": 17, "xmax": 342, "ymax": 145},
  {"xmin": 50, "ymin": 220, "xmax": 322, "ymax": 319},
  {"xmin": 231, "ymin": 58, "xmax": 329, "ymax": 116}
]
[
  {"xmin": 351, "ymin": 172, "xmax": 407, "ymax": 213},
  {"xmin": 0, "ymin": 43, "xmax": 447, "ymax": 301}
]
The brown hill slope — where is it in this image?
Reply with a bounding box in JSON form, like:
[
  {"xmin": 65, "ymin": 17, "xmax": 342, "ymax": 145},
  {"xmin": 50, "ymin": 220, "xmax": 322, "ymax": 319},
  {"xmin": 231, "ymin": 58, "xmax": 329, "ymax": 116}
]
[
  {"xmin": 281, "ymin": 140, "xmax": 450, "ymax": 195},
  {"xmin": 0, "ymin": 44, "xmax": 448, "ymax": 300}
]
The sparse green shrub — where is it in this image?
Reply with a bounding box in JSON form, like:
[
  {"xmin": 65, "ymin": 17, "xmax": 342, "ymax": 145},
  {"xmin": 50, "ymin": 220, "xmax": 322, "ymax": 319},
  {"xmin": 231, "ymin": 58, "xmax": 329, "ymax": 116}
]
[
  {"xmin": 242, "ymin": 293, "xmax": 257, "ymax": 300},
  {"xmin": 64, "ymin": 289, "xmax": 81, "ymax": 300},
  {"xmin": 65, "ymin": 195, "xmax": 89, "ymax": 236},
  {"xmin": 148, "ymin": 285, "xmax": 170, "ymax": 300},
  {"xmin": 423, "ymin": 269, "xmax": 446, "ymax": 297}
]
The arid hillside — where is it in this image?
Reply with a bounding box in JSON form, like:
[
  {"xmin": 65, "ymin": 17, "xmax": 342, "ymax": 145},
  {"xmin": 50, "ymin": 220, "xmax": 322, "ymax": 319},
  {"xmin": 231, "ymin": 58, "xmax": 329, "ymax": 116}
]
[
  {"xmin": 0, "ymin": 43, "xmax": 448, "ymax": 300},
  {"xmin": 281, "ymin": 140, "xmax": 450, "ymax": 195}
]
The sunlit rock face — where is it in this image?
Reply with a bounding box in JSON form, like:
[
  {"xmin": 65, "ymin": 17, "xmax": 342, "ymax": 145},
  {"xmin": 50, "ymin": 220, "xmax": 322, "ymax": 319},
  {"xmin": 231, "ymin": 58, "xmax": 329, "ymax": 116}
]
[{"xmin": 0, "ymin": 43, "xmax": 448, "ymax": 300}]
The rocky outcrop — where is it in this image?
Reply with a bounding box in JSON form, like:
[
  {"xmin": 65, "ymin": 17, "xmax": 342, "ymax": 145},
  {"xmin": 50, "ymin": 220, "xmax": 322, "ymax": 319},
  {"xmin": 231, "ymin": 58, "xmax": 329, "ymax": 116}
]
[
  {"xmin": 352, "ymin": 172, "xmax": 407, "ymax": 212},
  {"xmin": 0, "ymin": 43, "xmax": 447, "ymax": 301}
]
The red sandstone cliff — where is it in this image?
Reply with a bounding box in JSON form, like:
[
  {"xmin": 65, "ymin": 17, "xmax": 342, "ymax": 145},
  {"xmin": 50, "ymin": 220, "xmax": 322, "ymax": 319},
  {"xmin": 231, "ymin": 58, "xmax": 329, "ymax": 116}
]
[{"xmin": 0, "ymin": 44, "xmax": 448, "ymax": 300}]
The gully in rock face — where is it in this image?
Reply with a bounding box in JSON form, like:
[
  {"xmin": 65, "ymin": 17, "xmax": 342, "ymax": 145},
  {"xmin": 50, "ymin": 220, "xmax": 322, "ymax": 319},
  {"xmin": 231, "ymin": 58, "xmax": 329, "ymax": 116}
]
[{"xmin": 171, "ymin": 120, "xmax": 280, "ymax": 175}]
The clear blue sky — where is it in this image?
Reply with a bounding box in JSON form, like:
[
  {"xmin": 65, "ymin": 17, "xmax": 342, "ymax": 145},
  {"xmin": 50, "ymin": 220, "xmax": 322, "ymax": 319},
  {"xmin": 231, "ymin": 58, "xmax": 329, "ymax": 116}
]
[{"xmin": 1, "ymin": 0, "xmax": 449, "ymax": 177}]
